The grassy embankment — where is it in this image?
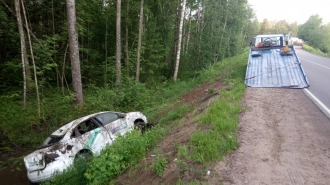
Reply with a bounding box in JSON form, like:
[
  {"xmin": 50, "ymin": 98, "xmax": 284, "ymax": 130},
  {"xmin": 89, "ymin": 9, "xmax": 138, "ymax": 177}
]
[
  {"xmin": 46, "ymin": 49, "xmax": 248, "ymax": 185},
  {"xmin": 0, "ymin": 48, "xmax": 248, "ymax": 184},
  {"xmin": 302, "ymin": 44, "xmax": 329, "ymax": 58}
]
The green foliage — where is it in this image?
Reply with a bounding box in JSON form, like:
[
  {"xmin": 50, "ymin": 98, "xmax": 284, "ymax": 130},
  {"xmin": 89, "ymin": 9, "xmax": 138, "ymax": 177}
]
[
  {"xmin": 47, "ymin": 125, "xmax": 167, "ymax": 185},
  {"xmin": 84, "ymin": 127, "xmax": 167, "ymax": 184},
  {"xmin": 0, "ymin": 157, "xmax": 23, "ymax": 171},
  {"xmin": 0, "ymin": 0, "xmax": 255, "ymax": 182},
  {"xmin": 259, "ymin": 19, "xmax": 299, "ymax": 36},
  {"xmin": 43, "ymin": 157, "xmax": 90, "ymax": 185},
  {"xmin": 151, "ymin": 155, "xmax": 168, "ymax": 177},
  {"xmin": 189, "ymin": 49, "xmax": 247, "ymax": 164},
  {"xmin": 179, "ymin": 0, "xmax": 256, "ymax": 80},
  {"xmin": 302, "ymin": 44, "xmax": 329, "ymax": 58},
  {"xmin": 298, "ymin": 15, "xmax": 330, "ymax": 53},
  {"xmin": 1, "ymin": 0, "xmax": 258, "ymax": 91}
]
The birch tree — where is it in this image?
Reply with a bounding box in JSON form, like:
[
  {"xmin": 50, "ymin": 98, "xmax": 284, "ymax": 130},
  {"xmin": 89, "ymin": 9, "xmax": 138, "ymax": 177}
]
[
  {"xmin": 136, "ymin": 0, "xmax": 144, "ymax": 82},
  {"xmin": 66, "ymin": 0, "xmax": 83, "ymax": 105},
  {"xmin": 21, "ymin": 0, "xmax": 40, "ymax": 117},
  {"xmin": 173, "ymin": 0, "xmax": 186, "ymax": 82},
  {"xmin": 14, "ymin": 0, "xmax": 31, "ymax": 109},
  {"xmin": 116, "ymin": 0, "xmax": 121, "ymax": 88}
]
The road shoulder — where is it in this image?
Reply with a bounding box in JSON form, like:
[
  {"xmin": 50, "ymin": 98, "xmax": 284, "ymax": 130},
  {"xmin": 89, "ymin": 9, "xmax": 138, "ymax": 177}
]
[{"xmin": 208, "ymin": 88, "xmax": 330, "ymax": 184}]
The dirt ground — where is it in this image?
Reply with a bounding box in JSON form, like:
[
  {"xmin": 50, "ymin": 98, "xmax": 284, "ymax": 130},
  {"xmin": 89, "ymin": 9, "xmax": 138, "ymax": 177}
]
[{"xmin": 208, "ymin": 88, "xmax": 330, "ymax": 185}]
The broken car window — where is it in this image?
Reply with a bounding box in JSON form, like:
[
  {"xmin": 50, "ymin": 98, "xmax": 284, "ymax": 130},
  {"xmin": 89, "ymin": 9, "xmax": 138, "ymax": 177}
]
[
  {"xmin": 95, "ymin": 112, "xmax": 119, "ymax": 126},
  {"xmin": 71, "ymin": 119, "xmax": 101, "ymax": 137}
]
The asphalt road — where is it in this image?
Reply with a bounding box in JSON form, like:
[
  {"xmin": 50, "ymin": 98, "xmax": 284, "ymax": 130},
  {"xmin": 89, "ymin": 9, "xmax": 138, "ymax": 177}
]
[{"xmin": 295, "ymin": 47, "xmax": 330, "ymax": 111}]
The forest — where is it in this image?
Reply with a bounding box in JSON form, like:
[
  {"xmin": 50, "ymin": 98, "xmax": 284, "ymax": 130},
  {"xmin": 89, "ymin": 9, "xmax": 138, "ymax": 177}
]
[
  {"xmin": 0, "ymin": 0, "xmax": 329, "ymax": 154},
  {"xmin": 1, "ymin": 0, "xmax": 330, "ymax": 184},
  {"xmin": 0, "ymin": 0, "xmax": 259, "ymax": 148}
]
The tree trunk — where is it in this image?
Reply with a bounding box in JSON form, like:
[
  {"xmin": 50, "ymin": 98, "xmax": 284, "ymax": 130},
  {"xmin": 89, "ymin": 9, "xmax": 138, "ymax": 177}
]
[
  {"xmin": 66, "ymin": 0, "xmax": 83, "ymax": 105},
  {"xmin": 218, "ymin": 13, "xmax": 228, "ymax": 61},
  {"xmin": 125, "ymin": 1, "xmax": 129, "ymax": 73},
  {"xmin": 104, "ymin": 18, "xmax": 108, "ymax": 86},
  {"xmin": 61, "ymin": 44, "xmax": 69, "ymax": 96},
  {"xmin": 136, "ymin": 0, "xmax": 144, "ymax": 82},
  {"xmin": 14, "ymin": 0, "xmax": 30, "ymax": 109},
  {"xmin": 116, "ymin": 0, "xmax": 121, "ymax": 88},
  {"xmin": 185, "ymin": 7, "xmax": 192, "ymax": 54},
  {"xmin": 21, "ymin": 0, "xmax": 41, "ymax": 117},
  {"xmin": 173, "ymin": 0, "xmax": 186, "ymax": 82}
]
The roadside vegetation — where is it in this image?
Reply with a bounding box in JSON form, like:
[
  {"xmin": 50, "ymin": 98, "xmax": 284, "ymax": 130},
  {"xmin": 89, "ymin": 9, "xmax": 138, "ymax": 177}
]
[
  {"xmin": 298, "ymin": 14, "xmax": 330, "ymax": 56},
  {"xmin": 44, "ymin": 49, "xmax": 248, "ymax": 185},
  {"xmin": 302, "ymin": 44, "xmax": 329, "ymax": 58}
]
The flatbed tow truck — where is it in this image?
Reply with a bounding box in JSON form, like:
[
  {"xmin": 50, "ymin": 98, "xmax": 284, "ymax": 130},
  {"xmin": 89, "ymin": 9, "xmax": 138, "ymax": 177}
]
[{"xmin": 245, "ymin": 34, "xmax": 309, "ymax": 88}]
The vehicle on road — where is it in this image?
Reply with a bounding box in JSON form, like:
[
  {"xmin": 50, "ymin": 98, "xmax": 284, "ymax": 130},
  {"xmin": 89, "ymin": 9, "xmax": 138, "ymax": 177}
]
[
  {"xmin": 23, "ymin": 111, "xmax": 148, "ymax": 183},
  {"xmin": 245, "ymin": 34, "xmax": 309, "ymax": 88}
]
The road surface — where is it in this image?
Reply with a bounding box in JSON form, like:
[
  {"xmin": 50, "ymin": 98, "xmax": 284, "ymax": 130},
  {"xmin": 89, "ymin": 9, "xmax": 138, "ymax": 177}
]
[{"xmin": 295, "ymin": 47, "xmax": 330, "ymax": 112}]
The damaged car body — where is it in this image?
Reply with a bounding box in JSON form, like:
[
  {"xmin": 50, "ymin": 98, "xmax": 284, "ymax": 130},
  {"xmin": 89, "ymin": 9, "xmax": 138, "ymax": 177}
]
[{"xmin": 24, "ymin": 111, "xmax": 148, "ymax": 183}]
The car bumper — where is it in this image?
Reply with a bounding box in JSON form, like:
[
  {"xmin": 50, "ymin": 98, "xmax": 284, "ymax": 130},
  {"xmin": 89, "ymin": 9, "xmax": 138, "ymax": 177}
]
[{"xmin": 27, "ymin": 158, "xmax": 74, "ymax": 183}]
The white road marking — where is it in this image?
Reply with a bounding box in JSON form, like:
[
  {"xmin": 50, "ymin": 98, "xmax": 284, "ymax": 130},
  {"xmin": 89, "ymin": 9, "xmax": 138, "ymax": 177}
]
[
  {"xmin": 304, "ymin": 89, "xmax": 330, "ymax": 118},
  {"xmin": 300, "ymin": 58, "xmax": 330, "ymax": 70}
]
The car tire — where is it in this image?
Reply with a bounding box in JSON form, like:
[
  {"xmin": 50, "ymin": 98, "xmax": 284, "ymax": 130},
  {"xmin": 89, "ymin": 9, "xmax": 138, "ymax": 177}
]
[
  {"xmin": 74, "ymin": 150, "xmax": 92, "ymax": 163},
  {"xmin": 134, "ymin": 121, "xmax": 145, "ymax": 132},
  {"xmin": 135, "ymin": 121, "xmax": 154, "ymax": 133}
]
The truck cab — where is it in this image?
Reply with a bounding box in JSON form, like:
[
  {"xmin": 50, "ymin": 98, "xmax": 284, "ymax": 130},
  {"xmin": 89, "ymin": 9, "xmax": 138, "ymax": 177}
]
[{"xmin": 251, "ymin": 34, "xmax": 291, "ymax": 49}]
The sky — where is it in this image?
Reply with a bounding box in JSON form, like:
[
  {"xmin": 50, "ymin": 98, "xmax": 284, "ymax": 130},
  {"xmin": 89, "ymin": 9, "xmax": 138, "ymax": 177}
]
[{"xmin": 248, "ymin": 0, "xmax": 330, "ymax": 24}]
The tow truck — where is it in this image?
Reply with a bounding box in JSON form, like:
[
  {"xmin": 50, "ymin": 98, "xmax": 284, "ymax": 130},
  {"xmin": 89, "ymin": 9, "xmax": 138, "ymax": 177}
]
[{"xmin": 245, "ymin": 34, "xmax": 309, "ymax": 88}]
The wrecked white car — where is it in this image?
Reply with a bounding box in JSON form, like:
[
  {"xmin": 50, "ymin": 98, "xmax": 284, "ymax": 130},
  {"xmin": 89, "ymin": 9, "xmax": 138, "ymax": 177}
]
[{"xmin": 23, "ymin": 111, "xmax": 148, "ymax": 183}]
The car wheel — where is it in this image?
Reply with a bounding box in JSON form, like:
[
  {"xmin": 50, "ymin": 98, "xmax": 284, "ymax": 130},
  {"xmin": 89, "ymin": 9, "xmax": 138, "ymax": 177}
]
[
  {"xmin": 134, "ymin": 121, "xmax": 146, "ymax": 132},
  {"xmin": 74, "ymin": 150, "xmax": 92, "ymax": 163},
  {"xmin": 135, "ymin": 121, "xmax": 154, "ymax": 133}
]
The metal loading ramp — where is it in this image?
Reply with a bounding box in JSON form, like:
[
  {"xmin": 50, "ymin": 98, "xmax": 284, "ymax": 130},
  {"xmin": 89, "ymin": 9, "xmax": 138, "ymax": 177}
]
[{"xmin": 244, "ymin": 46, "xmax": 309, "ymax": 88}]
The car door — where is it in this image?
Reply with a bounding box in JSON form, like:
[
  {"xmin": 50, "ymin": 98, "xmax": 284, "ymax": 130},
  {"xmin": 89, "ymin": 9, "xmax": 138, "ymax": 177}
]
[
  {"xmin": 94, "ymin": 112, "xmax": 129, "ymax": 141},
  {"xmin": 69, "ymin": 118, "xmax": 110, "ymax": 155}
]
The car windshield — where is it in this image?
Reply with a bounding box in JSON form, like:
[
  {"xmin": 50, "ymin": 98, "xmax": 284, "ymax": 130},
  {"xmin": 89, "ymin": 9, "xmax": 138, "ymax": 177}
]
[
  {"xmin": 38, "ymin": 135, "xmax": 63, "ymax": 149},
  {"xmin": 95, "ymin": 112, "xmax": 120, "ymax": 126}
]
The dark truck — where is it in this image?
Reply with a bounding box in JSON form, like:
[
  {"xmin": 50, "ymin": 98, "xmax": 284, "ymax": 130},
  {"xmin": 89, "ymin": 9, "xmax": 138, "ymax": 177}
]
[{"xmin": 245, "ymin": 34, "xmax": 309, "ymax": 88}]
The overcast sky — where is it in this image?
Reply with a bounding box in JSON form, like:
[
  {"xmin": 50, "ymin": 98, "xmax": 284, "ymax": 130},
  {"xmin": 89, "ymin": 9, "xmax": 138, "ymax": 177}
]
[{"xmin": 248, "ymin": 0, "xmax": 330, "ymax": 24}]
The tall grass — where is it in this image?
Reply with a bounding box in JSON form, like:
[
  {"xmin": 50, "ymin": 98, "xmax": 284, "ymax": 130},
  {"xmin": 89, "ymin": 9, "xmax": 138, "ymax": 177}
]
[
  {"xmin": 302, "ymin": 44, "xmax": 329, "ymax": 58},
  {"xmin": 188, "ymin": 51, "xmax": 247, "ymax": 164}
]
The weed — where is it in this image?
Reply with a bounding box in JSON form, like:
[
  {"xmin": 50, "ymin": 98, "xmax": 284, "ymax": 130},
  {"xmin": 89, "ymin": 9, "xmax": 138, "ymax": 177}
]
[
  {"xmin": 177, "ymin": 145, "xmax": 190, "ymax": 160},
  {"xmin": 207, "ymin": 88, "xmax": 215, "ymax": 94},
  {"xmin": 151, "ymin": 155, "xmax": 168, "ymax": 177},
  {"xmin": 176, "ymin": 159, "xmax": 187, "ymax": 172}
]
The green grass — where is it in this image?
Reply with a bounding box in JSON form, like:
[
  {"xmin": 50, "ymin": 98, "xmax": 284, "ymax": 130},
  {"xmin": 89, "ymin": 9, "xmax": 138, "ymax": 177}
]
[
  {"xmin": 302, "ymin": 44, "xmax": 329, "ymax": 58},
  {"xmin": 1, "ymin": 48, "xmax": 249, "ymax": 184},
  {"xmin": 188, "ymin": 52, "xmax": 246, "ymax": 164},
  {"xmin": 151, "ymin": 154, "xmax": 168, "ymax": 177}
]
